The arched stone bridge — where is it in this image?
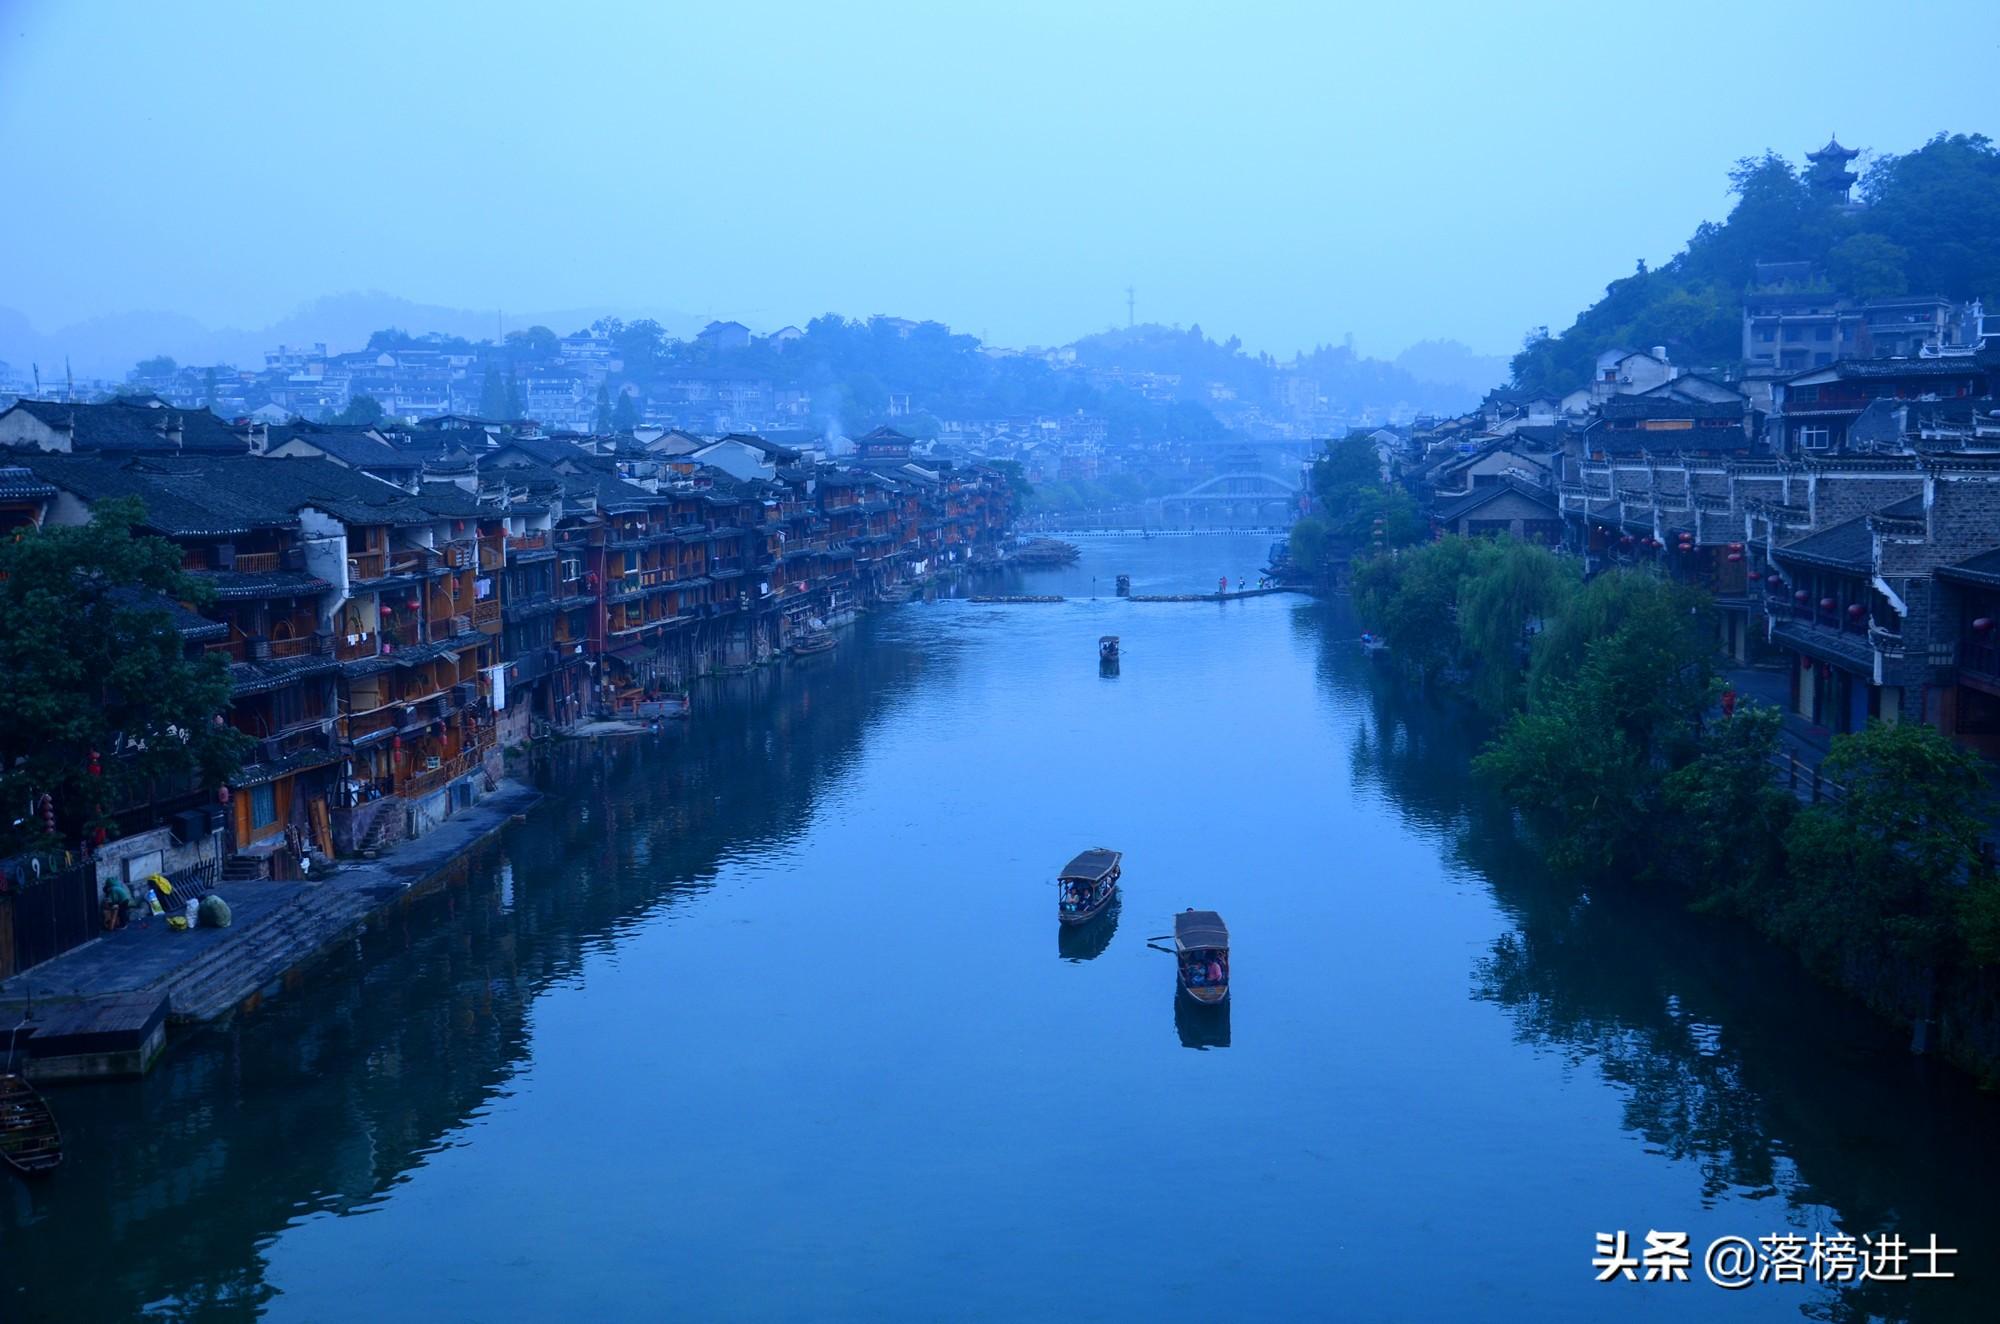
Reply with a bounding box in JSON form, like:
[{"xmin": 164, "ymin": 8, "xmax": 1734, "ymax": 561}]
[{"xmin": 1152, "ymin": 470, "xmax": 1303, "ymax": 529}]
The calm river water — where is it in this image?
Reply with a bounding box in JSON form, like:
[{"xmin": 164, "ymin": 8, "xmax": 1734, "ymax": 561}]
[{"xmin": 4, "ymin": 534, "xmax": 1996, "ymax": 1323}]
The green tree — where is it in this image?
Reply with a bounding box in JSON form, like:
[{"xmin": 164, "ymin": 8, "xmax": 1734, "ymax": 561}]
[
  {"xmin": 478, "ymin": 367, "xmax": 508, "ymax": 420},
  {"xmin": 131, "ymin": 354, "xmax": 177, "ymax": 381},
  {"xmin": 1779, "ymin": 721, "xmax": 1994, "ymax": 973},
  {"xmin": 1477, "ymin": 571, "xmax": 1716, "ymax": 871},
  {"xmin": 1827, "ymin": 233, "xmax": 1910, "ymax": 301},
  {"xmin": 1288, "ymin": 516, "xmax": 1331, "ymax": 579},
  {"xmin": 611, "ymin": 388, "xmax": 640, "ymax": 431},
  {"xmin": 1860, "ymin": 133, "xmax": 2000, "ymax": 303},
  {"xmin": 594, "ymin": 382, "xmax": 613, "ymax": 433},
  {"xmin": 0, "ymin": 498, "xmax": 247, "ymax": 854},
  {"xmin": 1351, "ymin": 537, "xmax": 1479, "ymax": 683},
  {"xmin": 1456, "ymin": 539, "xmax": 1577, "ymax": 715},
  {"xmin": 335, "ymin": 394, "xmax": 385, "ymax": 427},
  {"xmin": 1661, "ymin": 703, "xmax": 1795, "ymax": 904}
]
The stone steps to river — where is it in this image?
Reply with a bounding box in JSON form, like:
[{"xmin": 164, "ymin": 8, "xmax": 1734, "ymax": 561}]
[{"xmin": 167, "ymin": 881, "xmax": 395, "ymax": 1023}]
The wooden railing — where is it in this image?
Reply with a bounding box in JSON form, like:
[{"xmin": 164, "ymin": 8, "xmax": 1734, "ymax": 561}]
[
  {"xmin": 400, "ymin": 740, "xmax": 493, "ymax": 799},
  {"xmin": 231, "ymin": 551, "xmax": 281, "ymax": 574},
  {"xmin": 349, "ymin": 551, "xmax": 387, "ymax": 580},
  {"xmin": 472, "ymin": 600, "xmax": 501, "ymax": 629}
]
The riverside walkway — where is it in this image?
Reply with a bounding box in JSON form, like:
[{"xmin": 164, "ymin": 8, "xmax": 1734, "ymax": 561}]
[{"xmin": 1, "ymin": 781, "xmax": 543, "ymax": 1035}]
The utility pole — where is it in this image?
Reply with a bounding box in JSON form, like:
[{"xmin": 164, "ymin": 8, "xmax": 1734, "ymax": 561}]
[{"xmin": 1125, "ymin": 286, "xmax": 1135, "ymax": 328}]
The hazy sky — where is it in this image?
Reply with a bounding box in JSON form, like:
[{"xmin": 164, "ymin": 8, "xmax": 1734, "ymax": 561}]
[{"xmin": 2, "ymin": 0, "xmax": 1992, "ymax": 358}]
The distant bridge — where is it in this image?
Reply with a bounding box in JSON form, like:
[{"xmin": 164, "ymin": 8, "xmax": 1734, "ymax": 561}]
[{"xmin": 1152, "ymin": 470, "xmax": 1304, "ymax": 530}]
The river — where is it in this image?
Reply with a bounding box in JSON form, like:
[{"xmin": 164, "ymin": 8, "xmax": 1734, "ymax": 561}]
[{"xmin": 4, "ymin": 533, "xmax": 1996, "ymax": 1322}]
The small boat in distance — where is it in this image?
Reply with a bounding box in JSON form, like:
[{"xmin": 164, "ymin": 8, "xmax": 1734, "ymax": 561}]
[
  {"xmin": 1058, "ymin": 848, "xmax": 1122, "ymax": 926},
  {"xmin": 1174, "ymin": 909, "xmax": 1230, "ymax": 1005},
  {"xmin": 1359, "ymin": 632, "xmax": 1390, "ymax": 662},
  {"xmin": 1098, "ymin": 635, "xmax": 1120, "ymax": 661},
  {"xmin": 789, "ymin": 628, "xmax": 836, "ymax": 658},
  {"xmin": 1, "ymin": 1072, "xmax": 62, "ymax": 1178}
]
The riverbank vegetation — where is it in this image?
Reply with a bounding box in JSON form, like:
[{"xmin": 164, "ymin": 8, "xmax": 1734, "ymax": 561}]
[
  {"xmin": 1353, "ymin": 535, "xmax": 2000, "ymax": 1078},
  {"xmin": 1286, "ymin": 436, "xmax": 1425, "ymax": 583},
  {"xmin": 1511, "ymin": 133, "xmax": 2000, "ymax": 393},
  {"xmin": 0, "ymin": 498, "xmax": 248, "ymax": 855}
]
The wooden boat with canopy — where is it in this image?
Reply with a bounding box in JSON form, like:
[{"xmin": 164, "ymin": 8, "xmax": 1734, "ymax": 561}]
[
  {"xmin": 1174, "ymin": 909, "xmax": 1230, "ymax": 1004},
  {"xmin": 1, "ymin": 1072, "xmax": 62, "ymax": 1178},
  {"xmin": 1098, "ymin": 635, "xmax": 1120, "ymax": 661},
  {"xmin": 1057, "ymin": 848, "xmax": 1121, "ymax": 926}
]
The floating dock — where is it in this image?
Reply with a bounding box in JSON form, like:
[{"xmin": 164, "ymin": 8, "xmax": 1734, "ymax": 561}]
[
  {"xmin": 1128, "ymin": 587, "xmax": 1305, "ymax": 603},
  {"xmin": 968, "ymin": 595, "xmax": 1066, "ymax": 603}
]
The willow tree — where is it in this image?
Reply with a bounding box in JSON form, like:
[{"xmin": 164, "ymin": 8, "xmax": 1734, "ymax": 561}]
[
  {"xmin": 1455, "ymin": 539, "xmax": 1577, "ymax": 716},
  {"xmin": 0, "ymin": 497, "xmax": 247, "ymax": 853}
]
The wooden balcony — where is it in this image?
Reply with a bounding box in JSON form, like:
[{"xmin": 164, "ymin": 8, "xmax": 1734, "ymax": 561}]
[
  {"xmin": 231, "ymin": 551, "xmax": 281, "ymax": 574},
  {"xmin": 400, "ymin": 738, "xmax": 493, "ymax": 799},
  {"xmin": 348, "ymin": 551, "xmax": 387, "ymax": 580},
  {"xmin": 473, "ymin": 600, "xmax": 501, "ymax": 632}
]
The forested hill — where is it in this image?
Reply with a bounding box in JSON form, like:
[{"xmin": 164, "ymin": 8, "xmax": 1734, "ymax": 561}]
[
  {"xmin": 1068, "ymin": 323, "xmax": 1488, "ymax": 416},
  {"xmin": 1510, "ymin": 133, "xmax": 2000, "ymax": 394}
]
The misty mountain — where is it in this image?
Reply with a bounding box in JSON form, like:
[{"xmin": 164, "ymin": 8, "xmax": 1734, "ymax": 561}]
[
  {"xmin": 1392, "ymin": 339, "xmax": 1510, "ymax": 395},
  {"xmin": 0, "ymin": 293, "xmax": 705, "ymax": 380}
]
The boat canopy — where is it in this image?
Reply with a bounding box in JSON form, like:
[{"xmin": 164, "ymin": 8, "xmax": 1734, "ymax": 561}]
[
  {"xmin": 1174, "ymin": 909, "xmax": 1229, "ymax": 952},
  {"xmin": 1059, "ymin": 848, "xmax": 1121, "ymax": 882}
]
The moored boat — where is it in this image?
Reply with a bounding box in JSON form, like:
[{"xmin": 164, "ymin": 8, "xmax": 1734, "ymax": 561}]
[
  {"xmin": 1057, "ymin": 848, "xmax": 1121, "ymax": 926},
  {"xmin": 789, "ymin": 629, "xmax": 836, "ymax": 657},
  {"xmin": 1174, "ymin": 909, "xmax": 1230, "ymax": 1004},
  {"xmin": 1, "ymin": 1073, "xmax": 62, "ymax": 1178}
]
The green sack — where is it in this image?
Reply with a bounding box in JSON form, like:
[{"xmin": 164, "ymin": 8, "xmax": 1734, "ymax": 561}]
[{"xmin": 198, "ymin": 894, "xmax": 233, "ymax": 929}]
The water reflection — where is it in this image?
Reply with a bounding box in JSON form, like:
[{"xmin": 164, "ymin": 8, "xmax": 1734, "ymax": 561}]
[
  {"xmin": 1304, "ymin": 596, "xmax": 2000, "ymax": 1323},
  {"xmin": 1098, "ymin": 656, "xmax": 1120, "ymax": 679},
  {"xmin": 0, "ymin": 616, "xmax": 945, "ymax": 1322},
  {"xmin": 1174, "ymin": 992, "xmax": 1231, "ymax": 1050},
  {"xmin": 1056, "ymin": 898, "xmax": 1119, "ymax": 962}
]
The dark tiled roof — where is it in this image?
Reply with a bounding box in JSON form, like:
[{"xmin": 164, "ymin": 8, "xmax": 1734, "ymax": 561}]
[
  {"xmin": 709, "ymin": 433, "xmax": 803, "ymax": 462},
  {"xmin": 227, "ymin": 654, "xmax": 339, "ymax": 695},
  {"xmin": 1876, "ymin": 495, "xmax": 1924, "ymax": 519},
  {"xmin": 1600, "ymin": 397, "xmax": 1746, "ymax": 421},
  {"xmin": 267, "ymin": 424, "xmax": 422, "ymax": 470},
  {"xmin": 1435, "ymin": 477, "xmax": 1557, "ymax": 523},
  {"xmin": 106, "ymin": 586, "xmax": 229, "ymax": 642},
  {"xmin": 1792, "ymin": 358, "xmax": 1986, "ymax": 383},
  {"xmin": 13, "ymin": 453, "xmax": 447, "ymax": 535},
  {"xmin": 4, "ymin": 399, "xmax": 250, "ymax": 454},
  {"xmin": 1772, "ymin": 516, "xmax": 1872, "ymax": 571},
  {"xmin": 188, "ymin": 569, "xmax": 330, "ymax": 601},
  {"xmin": 1937, "ymin": 547, "xmax": 2000, "ymax": 589},
  {"xmin": 0, "ymin": 464, "xmax": 55, "ymax": 500}
]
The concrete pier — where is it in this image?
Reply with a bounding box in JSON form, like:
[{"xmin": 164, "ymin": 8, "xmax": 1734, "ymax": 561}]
[{"xmin": 0, "ymin": 781, "xmax": 544, "ymax": 1067}]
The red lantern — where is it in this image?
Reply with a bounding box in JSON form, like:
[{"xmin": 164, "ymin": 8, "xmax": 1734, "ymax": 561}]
[
  {"xmin": 1678, "ymin": 543, "xmax": 1692, "ymax": 553},
  {"xmin": 1848, "ymin": 604, "xmax": 1865, "ymax": 619},
  {"xmin": 1820, "ymin": 598, "xmax": 1836, "ymax": 612},
  {"xmin": 392, "ymin": 735, "xmax": 403, "ymax": 750},
  {"xmin": 1795, "ymin": 591, "xmax": 1809, "ymax": 603},
  {"xmin": 1974, "ymin": 618, "xmax": 1994, "ymax": 633},
  {"xmin": 1727, "ymin": 542, "xmax": 1744, "ymax": 553},
  {"xmin": 1746, "ymin": 570, "xmax": 1762, "ymax": 580},
  {"xmin": 1727, "ymin": 553, "xmax": 1743, "ymax": 562},
  {"xmin": 88, "ymin": 749, "xmax": 101, "ymax": 777}
]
